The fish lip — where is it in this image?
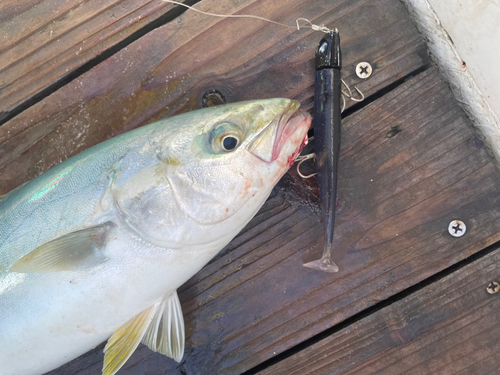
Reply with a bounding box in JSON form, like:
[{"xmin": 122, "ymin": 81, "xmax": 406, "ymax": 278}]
[
  {"xmin": 271, "ymin": 101, "xmax": 307, "ymax": 161},
  {"xmin": 246, "ymin": 100, "xmax": 309, "ymax": 163}
]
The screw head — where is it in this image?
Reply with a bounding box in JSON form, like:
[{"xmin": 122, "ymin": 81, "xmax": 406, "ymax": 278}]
[
  {"xmin": 202, "ymin": 89, "xmax": 226, "ymax": 108},
  {"xmin": 487, "ymin": 281, "xmax": 500, "ymax": 294},
  {"xmin": 356, "ymin": 62, "xmax": 372, "ymax": 79},
  {"xmin": 448, "ymin": 220, "xmax": 466, "ymax": 237}
]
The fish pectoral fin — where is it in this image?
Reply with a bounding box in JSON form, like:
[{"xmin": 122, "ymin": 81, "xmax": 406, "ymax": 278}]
[
  {"xmin": 142, "ymin": 291, "xmax": 185, "ymax": 362},
  {"xmin": 103, "ymin": 303, "xmax": 160, "ymax": 375},
  {"xmin": 9, "ymin": 223, "xmax": 113, "ymax": 273}
]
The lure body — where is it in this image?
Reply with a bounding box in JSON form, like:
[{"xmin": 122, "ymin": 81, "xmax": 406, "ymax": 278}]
[{"xmin": 304, "ymin": 31, "xmax": 341, "ymax": 273}]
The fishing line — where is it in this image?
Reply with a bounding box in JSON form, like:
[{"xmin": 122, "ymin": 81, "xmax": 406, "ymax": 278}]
[
  {"xmin": 160, "ymin": 0, "xmax": 335, "ymax": 33},
  {"xmin": 159, "ymin": 1, "xmax": 366, "ymax": 182}
]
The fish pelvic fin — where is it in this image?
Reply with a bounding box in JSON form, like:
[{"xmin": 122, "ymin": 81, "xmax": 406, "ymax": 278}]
[
  {"xmin": 9, "ymin": 223, "xmax": 113, "ymax": 273},
  {"xmin": 103, "ymin": 303, "xmax": 159, "ymax": 375},
  {"xmin": 141, "ymin": 291, "xmax": 185, "ymax": 362},
  {"xmin": 102, "ymin": 291, "xmax": 185, "ymax": 375}
]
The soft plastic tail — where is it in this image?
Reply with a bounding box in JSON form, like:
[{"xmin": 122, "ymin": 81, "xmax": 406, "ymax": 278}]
[{"xmin": 303, "ymin": 256, "xmax": 339, "ymax": 273}]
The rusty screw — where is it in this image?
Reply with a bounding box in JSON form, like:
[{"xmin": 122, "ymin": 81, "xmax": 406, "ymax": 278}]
[
  {"xmin": 448, "ymin": 220, "xmax": 466, "ymax": 237},
  {"xmin": 202, "ymin": 89, "xmax": 226, "ymax": 108},
  {"xmin": 487, "ymin": 281, "xmax": 500, "ymax": 294},
  {"xmin": 356, "ymin": 62, "xmax": 372, "ymax": 79}
]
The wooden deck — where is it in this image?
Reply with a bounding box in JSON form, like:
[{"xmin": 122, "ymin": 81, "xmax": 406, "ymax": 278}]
[{"xmin": 2, "ymin": 1, "xmax": 500, "ymax": 374}]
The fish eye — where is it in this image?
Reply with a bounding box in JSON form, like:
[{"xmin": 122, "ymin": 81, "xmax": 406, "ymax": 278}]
[
  {"xmin": 210, "ymin": 122, "xmax": 244, "ymax": 154},
  {"xmin": 222, "ymin": 136, "xmax": 239, "ymax": 151}
]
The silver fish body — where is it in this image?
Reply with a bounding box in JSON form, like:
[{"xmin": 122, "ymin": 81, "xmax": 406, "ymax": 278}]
[{"xmin": 0, "ymin": 99, "xmax": 311, "ymax": 375}]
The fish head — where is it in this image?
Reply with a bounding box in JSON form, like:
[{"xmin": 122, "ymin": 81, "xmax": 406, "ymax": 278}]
[
  {"xmin": 114, "ymin": 99, "xmax": 310, "ymax": 247},
  {"xmin": 162, "ymin": 99, "xmax": 310, "ymax": 230}
]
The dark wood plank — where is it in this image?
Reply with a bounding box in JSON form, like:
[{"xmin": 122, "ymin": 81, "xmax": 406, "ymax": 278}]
[
  {"xmin": 0, "ymin": 0, "xmax": 179, "ymax": 114},
  {"xmin": 0, "ymin": 0, "xmax": 428, "ymax": 194},
  {"xmin": 46, "ymin": 67, "xmax": 500, "ymax": 374},
  {"xmin": 259, "ymin": 248, "xmax": 500, "ymax": 375}
]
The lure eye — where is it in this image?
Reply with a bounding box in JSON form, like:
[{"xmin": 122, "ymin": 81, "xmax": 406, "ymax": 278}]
[
  {"xmin": 222, "ymin": 136, "xmax": 239, "ymax": 151},
  {"xmin": 210, "ymin": 122, "xmax": 243, "ymax": 154},
  {"xmin": 318, "ymin": 41, "xmax": 328, "ymax": 54}
]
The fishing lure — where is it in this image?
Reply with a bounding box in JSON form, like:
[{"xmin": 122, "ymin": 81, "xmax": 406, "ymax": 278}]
[{"xmin": 303, "ymin": 31, "xmax": 342, "ymax": 273}]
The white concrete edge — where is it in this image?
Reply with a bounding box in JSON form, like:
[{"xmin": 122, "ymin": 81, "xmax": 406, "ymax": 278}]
[{"xmin": 400, "ymin": 0, "xmax": 500, "ymax": 164}]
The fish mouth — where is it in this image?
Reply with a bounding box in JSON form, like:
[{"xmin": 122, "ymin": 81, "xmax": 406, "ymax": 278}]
[
  {"xmin": 247, "ymin": 100, "xmax": 311, "ymax": 163},
  {"xmin": 272, "ymin": 102, "xmax": 311, "ymax": 162}
]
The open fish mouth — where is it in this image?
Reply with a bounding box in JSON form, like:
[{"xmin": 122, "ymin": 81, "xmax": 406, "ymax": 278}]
[
  {"xmin": 273, "ymin": 104, "xmax": 311, "ymax": 163},
  {"xmin": 247, "ymin": 100, "xmax": 311, "ymax": 163}
]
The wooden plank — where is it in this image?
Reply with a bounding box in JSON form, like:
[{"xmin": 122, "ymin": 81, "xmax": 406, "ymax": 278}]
[
  {"xmin": 258, "ymin": 249, "xmax": 500, "ymax": 375},
  {"xmin": 46, "ymin": 67, "xmax": 500, "ymax": 374},
  {"xmin": 0, "ymin": 0, "xmax": 428, "ymax": 194},
  {"xmin": 0, "ymin": 0, "xmax": 182, "ymax": 115}
]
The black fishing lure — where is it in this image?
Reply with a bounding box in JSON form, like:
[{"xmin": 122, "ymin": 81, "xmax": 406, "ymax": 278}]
[{"xmin": 304, "ymin": 31, "xmax": 341, "ymax": 273}]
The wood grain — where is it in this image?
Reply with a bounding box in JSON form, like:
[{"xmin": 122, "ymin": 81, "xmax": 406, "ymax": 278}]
[
  {"xmin": 259, "ymin": 247, "xmax": 500, "ymax": 375},
  {"xmin": 0, "ymin": 0, "xmax": 428, "ymax": 194},
  {"xmin": 0, "ymin": 0, "xmax": 181, "ymax": 114},
  {"xmin": 45, "ymin": 67, "xmax": 500, "ymax": 374}
]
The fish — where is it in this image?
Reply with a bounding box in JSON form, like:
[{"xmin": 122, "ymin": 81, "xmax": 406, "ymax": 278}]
[{"xmin": 0, "ymin": 98, "xmax": 311, "ymax": 375}]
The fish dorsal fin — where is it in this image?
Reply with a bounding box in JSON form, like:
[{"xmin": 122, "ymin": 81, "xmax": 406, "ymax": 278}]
[
  {"xmin": 9, "ymin": 223, "xmax": 112, "ymax": 273},
  {"xmin": 103, "ymin": 304, "xmax": 159, "ymax": 375},
  {"xmin": 142, "ymin": 291, "xmax": 185, "ymax": 362}
]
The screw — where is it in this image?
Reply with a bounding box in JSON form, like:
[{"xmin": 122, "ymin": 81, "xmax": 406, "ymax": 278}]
[
  {"xmin": 487, "ymin": 281, "xmax": 500, "ymax": 294},
  {"xmin": 202, "ymin": 89, "xmax": 226, "ymax": 108},
  {"xmin": 356, "ymin": 62, "xmax": 372, "ymax": 79},
  {"xmin": 386, "ymin": 125, "xmax": 402, "ymax": 139},
  {"xmin": 448, "ymin": 220, "xmax": 466, "ymax": 237}
]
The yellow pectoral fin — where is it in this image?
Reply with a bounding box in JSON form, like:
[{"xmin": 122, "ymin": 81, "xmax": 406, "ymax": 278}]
[
  {"xmin": 9, "ymin": 223, "xmax": 112, "ymax": 273},
  {"xmin": 103, "ymin": 303, "xmax": 160, "ymax": 375}
]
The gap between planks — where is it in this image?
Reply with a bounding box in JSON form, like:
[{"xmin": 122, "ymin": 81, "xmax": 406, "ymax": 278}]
[
  {"xmin": 46, "ymin": 66, "xmax": 500, "ymax": 375},
  {"xmin": 1, "ymin": 0, "xmax": 437, "ymax": 373},
  {"xmin": 254, "ymin": 241, "xmax": 500, "ymax": 375},
  {"xmin": 0, "ymin": 0, "xmax": 428, "ymax": 194},
  {"xmin": 0, "ymin": 0, "xmax": 202, "ymax": 125}
]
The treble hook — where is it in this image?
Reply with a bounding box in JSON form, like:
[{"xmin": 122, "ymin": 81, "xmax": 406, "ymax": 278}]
[
  {"xmin": 296, "ymin": 153, "xmax": 317, "ymax": 179},
  {"xmin": 341, "ymin": 79, "xmax": 352, "ymax": 99},
  {"xmin": 349, "ymin": 86, "xmax": 365, "ymax": 102},
  {"xmin": 341, "ymin": 79, "xmax": 365, "ymax": 104},
  {"xmin": 295, "ymin": 80, "xmax": 362, "ymax": 180}
]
